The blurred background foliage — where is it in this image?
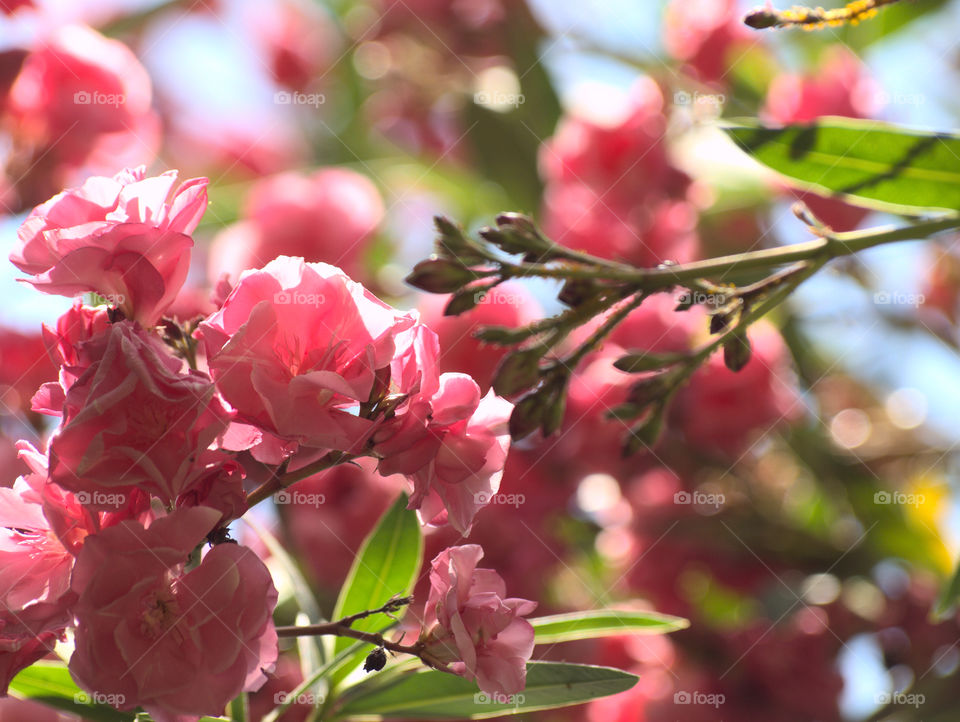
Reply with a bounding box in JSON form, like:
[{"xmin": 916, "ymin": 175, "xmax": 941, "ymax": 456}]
[{"xmin": 4, "ymin": 0, "xmax": 960, "ymax": 720}]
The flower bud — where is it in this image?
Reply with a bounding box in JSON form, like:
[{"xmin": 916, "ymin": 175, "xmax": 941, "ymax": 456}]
[
  {"xmin": 508, "ymin": 393, "xmax": 545, "ymax": 440},
  {"xmin": 406, "ymin": 258, "xmax": 477, "ymax": 294},
  {"xmin": 492, "ymin": 348, "xmax": 543, "ymax": 397},
  {"xmin": 723, "ymin": 331, "xmax": 752, "ymax": 372}
]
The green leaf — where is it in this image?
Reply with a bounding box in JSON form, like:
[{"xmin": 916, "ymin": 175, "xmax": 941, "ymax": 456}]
[
  {"xmin": 531, "ymin": 609, "xmax": 689, "ymax": 643},
  {"xmin": 335, "ymin": 662, "xmax": 637, "ymax": 719},
  {"xmin": 723, "ymin": 117, "xmax": 960, "ymax": 214},
  {"xmin": 243, "ymin": 517, "xmax": 329, "ymax": 665},
  {"xmin": 935, "ymin": 556, "xmax": 960, "ymax": 619},
  {"xmin": 329, "ymin": 493, "xmax": 423, "ymax": 687},
  {"xmin": 9, "ymin": 661, "xmax": 133, "ymax": 721}
]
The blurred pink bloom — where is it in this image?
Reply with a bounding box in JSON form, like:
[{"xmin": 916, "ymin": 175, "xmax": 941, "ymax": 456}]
[
  {"xmin": 69, "ymin": 506, "xmax": 278, "ymax": 722},
  {"xmin": 417, "ymin": 284, "xmax": 540, "ymax": 390},
  {"xmin": 672, "ymin": 322, "xmax": 802, "ymax": 456},
  {"xmin": 11, "ymin": 166, "xmax": 208, "ymax": 326},
  {"xmin": 763, "ymin": 47, "xmax": 881, "ymax": 231},
  {"xmin": 208, "ymin": 168, "xmax": 383, "ymax": 283},
  {"xmin": 420, "ymin": 544, "xmax": 536, "ymax": 695},
  {"xmin": 663, "ymin": 0, "xmax": 753, "ymax": 86},
  {"xmin": 48, "ymin": 322, "xmax": 232, "ymax": 507},
  {"xmin": 198, "ymin": 256, "xmax": 415, "ymax": 460},
  {"xmin": 0, "ymin": 326, "xmax": 57, "ymax": 415},
  {"xmin": 539, "ymin": 80, "xmax": 698, "ymax": 266},
  {"xmin": 565, "ymin": 296, "xmax": 800, "ymax": 460},
  {"xmin": 5, "ymin": 25, "xmax": 160, "ymax": 198}
]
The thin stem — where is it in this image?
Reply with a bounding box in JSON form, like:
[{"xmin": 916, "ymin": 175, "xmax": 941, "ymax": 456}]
[
  {"xmin": 277, "ymin": 622, "xmax": 423, "ymax": 657},
  {"xmin": 565, "ymin": 292, "xmax": 648, "ymax": 368},
  {"xmin": 500, "ymin": 214, "xmax": 960, "ymax": 290},
  {"xmin": 245, "ymin": 451, "xmax": 351, "ymax": 508}
]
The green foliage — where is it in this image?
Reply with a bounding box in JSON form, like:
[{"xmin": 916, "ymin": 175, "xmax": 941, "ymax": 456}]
[
  {"xmin": 329, "ymin": 493, "xmax": 423, "ymax": 687},
  {"xmin": 724, "ymin": 117, "xmax": 960, "ymax": 214},
  {"xmin": 334, "ymin": 662, "xmax": 638, "ymax": 719}
]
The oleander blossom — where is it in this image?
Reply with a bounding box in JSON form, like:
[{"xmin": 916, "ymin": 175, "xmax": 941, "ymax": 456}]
[
  {"xmin": 197, "ymin": 256, "xmax": 415, "ymax": 462},
  {"xmin": 69, "ymin": 506, "xmax": 278, "ymax": 722},
  {"xmin": 48, "ymin": 321, "xmax": 233, "ymax": 507},
  {"xmin": 420, "ymin": 544, "xmax": 536, "ymax": 696},
  {"xmin": 374, "ymin": 326, "xmax": 514, "ymax": 534},
  {"xmin": 11, "ymin": 166, "xmax": 208, "ymax": 326}
]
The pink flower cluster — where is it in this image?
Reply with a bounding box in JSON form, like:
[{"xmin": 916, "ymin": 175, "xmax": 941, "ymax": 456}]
[
  {"xmin": 539, "ymin": 78, "xmax": 699, "ymax": 268},
  {"xmin": 0, "ymin": 168, "xmax": 519, "ymax": 717},
  {"xmin": 420, "ymin": 545, "xmax": 536, "ymax": 695}
]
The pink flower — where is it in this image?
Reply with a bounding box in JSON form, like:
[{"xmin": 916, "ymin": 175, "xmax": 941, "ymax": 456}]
[
  {"xmin": 69, "ymin": 506, "xmax": 278, "ymax": 722},
  {"xmin": 420, "ymin": 544, "xmax": 536, "ymax": 696},
  {"xmin": 5, "ymin": 25, "xmax": 160, "ymax": 199},
  {"xmin": 11, "ymin": 166, "xmax": 208, "ymax": 326},
  {"xmin": 197, "ymin": 256, "xmax": 415, "ymax": 460},
  {"xmin": 0, "ymin": 602, "xmax": 71, "ymax": 695},
  {"xmin": 672, "ymin": 322, "xmax": 802, "ymax": 456},
  {"xmin": 416, "ymin": 284, "xmax": 541, "ymax": 390},
  {"xmin": 208, "ymin": 168, "xmax": 383, "ymax": 283},
  {"xmin": 0, "ymin": 446, "xmax": 80, "ymax": 694},
  {"xmin": 375, "ymin": 362, "xmax": 514, "ymax": 534},
  {"xmin": 663, "ymin": 0, "xmax": 753, "ymax": 87},
  {"xmin": 538, "ymin": 80, "xmax": 698, "ymax": 266},
  {"xmin": 0, "ymin": 326, "xmax": 57, "ymax": 415},
  {"xmin": 48, "ymin": 321, "xmax": 232, "ymax": 507},
  {"xmin": 0, "ymin": 476, "xmax": 74, "ymax": 613}
]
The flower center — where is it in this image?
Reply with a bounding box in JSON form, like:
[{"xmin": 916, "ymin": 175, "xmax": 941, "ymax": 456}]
[{"xmin": 139, "ymin": 586, "xmax": 181, "ymax": 639}]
